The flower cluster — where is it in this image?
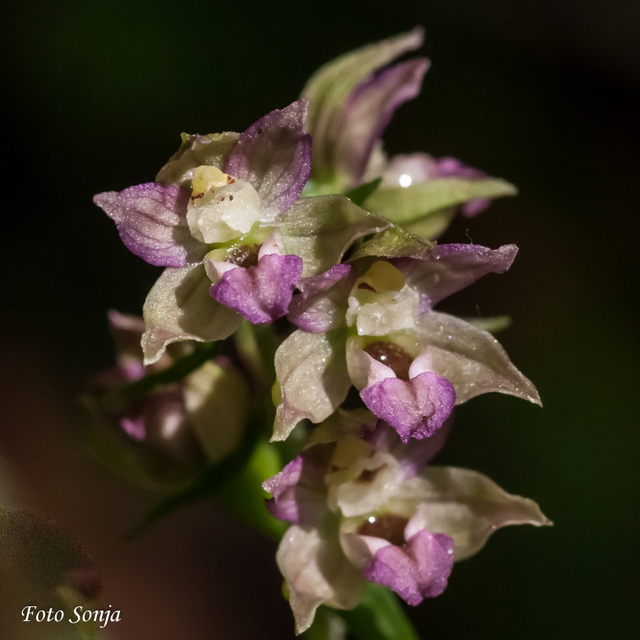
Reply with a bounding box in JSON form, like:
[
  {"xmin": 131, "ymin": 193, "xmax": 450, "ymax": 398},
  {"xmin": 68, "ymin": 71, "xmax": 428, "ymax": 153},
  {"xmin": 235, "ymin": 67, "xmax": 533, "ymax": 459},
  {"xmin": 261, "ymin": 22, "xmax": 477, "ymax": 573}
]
[{"xmin": 90, "ymin": 28, "xmax": 550, "ymax": 636}]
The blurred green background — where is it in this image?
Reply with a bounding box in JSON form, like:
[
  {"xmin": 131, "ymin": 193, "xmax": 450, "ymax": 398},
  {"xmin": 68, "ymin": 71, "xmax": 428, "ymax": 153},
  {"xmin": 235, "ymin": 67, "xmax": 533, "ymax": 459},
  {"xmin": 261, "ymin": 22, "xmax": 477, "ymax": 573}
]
[{"xmin": 1, "ymin": 1, "xmax": 638, "ymax": 638}]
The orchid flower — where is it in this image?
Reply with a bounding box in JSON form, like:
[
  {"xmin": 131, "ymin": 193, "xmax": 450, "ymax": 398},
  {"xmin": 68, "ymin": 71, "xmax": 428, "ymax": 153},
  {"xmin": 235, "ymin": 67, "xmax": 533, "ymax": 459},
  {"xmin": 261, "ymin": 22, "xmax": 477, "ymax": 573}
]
[
  {"xmin": 263, "ymin": 420, "xmax": 550, "ymax": 634},
  {"xmin": 301, "ymin": 29, "xmax": 517, "ymax": 239},
  {"xmin": 83, "ymin": 311, "xmax": 249, "ymax": 488},
  {"xmin": 94, "ymin": 101, "xmax": 312, "ymax": 364},
  {"xmin": 272, "ymin": 240, "xmax": 539, "ymax": 443}
]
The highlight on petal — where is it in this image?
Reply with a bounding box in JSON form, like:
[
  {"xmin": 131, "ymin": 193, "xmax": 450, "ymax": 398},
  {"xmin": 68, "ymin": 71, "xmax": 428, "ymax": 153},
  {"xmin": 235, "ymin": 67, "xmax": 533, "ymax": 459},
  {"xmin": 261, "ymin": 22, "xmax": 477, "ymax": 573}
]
[
  {"xmin": 210, "ymin": 253, "xmax": 303, "ymax": 324},
  {"xmin": 94, "ymin": 183, "xmax": 205, "ymax": 267},
  {"xmin": 414, "ymin": 312, "xmax": 541, "ymax": 405},
  {"xmin": 225, "ymin": 100, "xmax": 312, "ymax": 217},
  {"xmin": 360, "ymin": 371, "xmax": 455, "ymax": 443},
  {"xmin": 277, "ymin": 525, "xmax": 365, "ymax": 634},
  {"xmin": 334, "ymin": 58, "xmax": 429, "ymax": 186},
  {"xmin": 262, "ymin": 451, "xmax": 329, "ymax": 525},
  {"xmin": 272, "ymin": 330, "xmax": 350, "ymax": 442},
  {"xmin": 395, "ymin": 243, "xmax": 518, "ymax": 312},
  {"xmin": 156, "ymin": 132, "xmax": 239, "ymax": 188},
  {"xmin": 278, "ymin": 195, "xmax": 389, "ymax": 277},
  {"xmin": 365, "ymin": 176, "xmax": 517, "ymax": 238},
  {"xmin": 142, "ymin": 264, "xmax": 242, "ymax": 365},
  {"xmin": 411, "ymin": 466, "xmax": 552, "ymax": 561},
  {"xmin": 302, "ymin": 28, "xmax": 424, "ymax": 183},
  {"xmin": 363, "ymin": 529, "xmax": 454, "ymax": 605},
  {"xmin": 288, "ymin": 264, "xmax": 355, "ymax": 333}
]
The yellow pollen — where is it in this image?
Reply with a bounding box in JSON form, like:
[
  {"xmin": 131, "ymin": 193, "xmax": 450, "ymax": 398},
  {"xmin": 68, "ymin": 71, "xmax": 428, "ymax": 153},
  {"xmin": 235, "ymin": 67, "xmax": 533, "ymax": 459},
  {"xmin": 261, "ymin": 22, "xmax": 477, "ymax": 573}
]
[
  {"xmin": 361, "ymin": 261, "xmax": 406, "ymax": 293},
  {"xmin": 191, "ymin": 165, "xmax": 230, "ymax": 197}
]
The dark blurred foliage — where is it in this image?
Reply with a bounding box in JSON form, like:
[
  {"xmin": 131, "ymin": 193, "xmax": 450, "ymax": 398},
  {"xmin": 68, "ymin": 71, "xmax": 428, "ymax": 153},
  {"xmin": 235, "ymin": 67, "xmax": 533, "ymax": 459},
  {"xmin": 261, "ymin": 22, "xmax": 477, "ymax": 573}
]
[{"xmin": 1, "ymin": 1, "xmax": 639, "ymax": 638}]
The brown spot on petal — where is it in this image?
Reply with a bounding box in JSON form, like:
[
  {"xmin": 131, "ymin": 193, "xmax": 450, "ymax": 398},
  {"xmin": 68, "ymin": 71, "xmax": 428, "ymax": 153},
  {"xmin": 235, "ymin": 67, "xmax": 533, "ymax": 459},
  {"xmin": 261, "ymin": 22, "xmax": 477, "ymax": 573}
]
[
  {"xmin": 357, "ymin": 513, "xmax": 409, "ymax": 547},
  {"xmin": 364, "ymin": 342, "xmax": 413, "ymax": 381},
  {"xmin": 226, "ymin": 244, "xmax": 261, "ymax": 268}
]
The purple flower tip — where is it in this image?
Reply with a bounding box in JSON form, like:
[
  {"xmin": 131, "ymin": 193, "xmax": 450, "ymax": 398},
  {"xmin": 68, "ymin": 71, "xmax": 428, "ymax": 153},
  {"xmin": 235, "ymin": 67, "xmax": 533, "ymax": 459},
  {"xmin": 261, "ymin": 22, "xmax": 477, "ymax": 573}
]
[
  {"xmin": 210, "ymin": 253, "xmax": 304, "ymax": 324},
  {"xmin": 360, "ymin": 372, "xmax": 455, "ymax": 443}
]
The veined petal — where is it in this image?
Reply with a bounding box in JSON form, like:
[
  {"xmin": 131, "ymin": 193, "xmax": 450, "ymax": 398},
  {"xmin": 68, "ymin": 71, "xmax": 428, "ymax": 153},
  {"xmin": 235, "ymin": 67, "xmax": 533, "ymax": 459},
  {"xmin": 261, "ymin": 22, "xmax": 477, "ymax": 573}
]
[
  {"xmin": 94, "ymin": 183, "xmax": 205, "ymax": 267},
  {"xmin": 278, "ymin": 195, "xmax": 390, "ymax": 277},
  {"xmin": 225, "ymin": 100, "xmax": 312, "ymax": 217},
  {"xmin": 210, "ymin": 253, "xmax": 303, "ymax": 324},
  {"xmin": 414, "ymin": 312, "xmax": 541, "ymax": 405},
  {"xmin": 156, "ymin": 132, "xmax": 239, "ymax": 188},
  {"xmin": 141, "ymin": 264, "xmax": 242, "ymax": 365},
  {"xmin": 360, "ymin": 372, "xmax": 455, "ymax": 443},
  {"xmin": 363, "ymin": 529, "xmax": 454, "ymax": 605},
  {"xmin": 302, "ymin": 28, "xmax": 424, "ymax": 184},
  {"xmin": 262, "ymin": 451, "xmax": 330, "ymax": 525},
  {"xmin": 288, "ymin": 264, "xmax": 355, "ymax": 333},
  {"xmin": 277, "ymin": 525, "xmax": 365, "ymax": 634},
  {"xmin": 409, "ymin": 466, "xmax": 552, "ymax": 561},
  {"xmin": 272, "ymin": 330, "xmax": 350, "ymax": 442},
  {"xmin": 395, "ymin": 243, "xmax": 518, "ymax": 312},
  {"xmin": 334, "ymin": 59, "xmax": 429, "ymax": 186}
]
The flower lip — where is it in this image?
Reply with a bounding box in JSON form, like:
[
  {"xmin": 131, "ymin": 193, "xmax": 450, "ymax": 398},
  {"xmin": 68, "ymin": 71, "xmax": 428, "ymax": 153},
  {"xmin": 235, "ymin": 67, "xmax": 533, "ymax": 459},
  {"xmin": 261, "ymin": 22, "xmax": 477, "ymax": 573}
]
[{"xmin": 357, "ymin": 513, "xmax": 408, "ymax": 546}]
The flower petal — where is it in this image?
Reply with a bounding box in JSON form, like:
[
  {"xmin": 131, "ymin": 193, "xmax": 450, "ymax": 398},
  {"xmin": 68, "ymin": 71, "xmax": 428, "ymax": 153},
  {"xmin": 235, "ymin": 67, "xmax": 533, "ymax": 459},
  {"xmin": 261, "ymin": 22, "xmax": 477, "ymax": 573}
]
[
  {"xmin": 414, "ymin": 312, "xmax": 541, "ymax": 405},
  {"xmin": 210, "ymin": 253, "xmax": 303, "ymax": 324},
  {"xmin": 365, "ymin": 177, "xmax": 517, "ymax": 235},
  {"xmin": 94, "ymin": 183, "xmax": 205, "ymax": 267},
  {"xmin": 224, "ymin": 101, "xmax": 312, "ymax": 217},
  {"xmin": 287, "ymin": 264, "xmax": 355, "ymax": 333},
  {"xmin": 305, "ymin": 408, "xmax": 378, "ymax": 448},
  {"xmin": 334, "ymin": 59, "xmax": 429, "ymax": 186},
  {"xmin": 360, "ymin": 372, "xmax": 455, "ymax": 443},
  {"xmin": 156, "ymin": 132, "xmax": 239, "ymax": 188},
  {"xmin": 409, "ymin": 466, "xmax": 552, "ymax": 560},
  {"xmin": 278, "ymin": 195, "xmax": 389, "ymax": 276},
  {"xmin": 272, "ymin": 330, "xmax": 350, "ymax": 442},
  {"xmin": 302, "ymin": 28, "xmax": 424, "ymax": 185},
  {"xmin": 141, "ymin": 264, "xmax": 242, "ymax": 365},
  {"xmin": 395, "ymin": 243, "xmax": 518, "ymax": 312},
  {"xmin": 262, "ymin": 451, "xmax": 330, "ymax": 525},
  {"xmin": 277, "ymin": 525, "xmax": 365, "ymax": 634},
  {"xmin": 363, "ymin": 529, "xmax": 454, "ymax": 605},
  {"xmin": 183, "ymin": 359, "xmax": 248, "ymax": 463}
]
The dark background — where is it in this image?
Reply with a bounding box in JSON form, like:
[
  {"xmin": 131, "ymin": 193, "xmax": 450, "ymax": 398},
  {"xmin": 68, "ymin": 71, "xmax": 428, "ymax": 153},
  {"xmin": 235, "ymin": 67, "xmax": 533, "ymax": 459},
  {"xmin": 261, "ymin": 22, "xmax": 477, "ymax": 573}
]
[{"xmin": 1, "ymin": 1, "xmax": 639, "ymax": 638}]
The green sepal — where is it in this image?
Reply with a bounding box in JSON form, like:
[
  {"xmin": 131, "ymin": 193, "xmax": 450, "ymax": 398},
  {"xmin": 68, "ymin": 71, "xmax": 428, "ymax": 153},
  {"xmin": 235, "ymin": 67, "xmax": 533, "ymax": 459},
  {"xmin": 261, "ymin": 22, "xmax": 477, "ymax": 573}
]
[
  {"xmin": 348, "ymin": 224, "xmax": 434, "ymax": 262},
  {"xmin": 366, "ymin": 178, "xmax": 517, "ymax": 225},
  {"xmin": 278, "ymin": 195, "xmax": 389, "ymax": 276}
]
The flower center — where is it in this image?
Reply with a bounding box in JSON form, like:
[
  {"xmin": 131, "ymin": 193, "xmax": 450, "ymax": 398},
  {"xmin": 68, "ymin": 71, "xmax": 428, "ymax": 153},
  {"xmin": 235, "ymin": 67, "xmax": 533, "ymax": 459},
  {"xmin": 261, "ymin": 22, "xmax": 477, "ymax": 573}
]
[
  {"xmin": 358, "ymin": 261, "xmax": 406, "ymax": 293},
  {"xmin": 357, "ymin": 513, "xmax": 409, "ymax": 546},
  {"xmin": 226, "ymin": 244, "xmax": 261, "ymax": 268},
  {"xmin": 187, "ymin": 165, "xmax": 263, "ymax": 243},
  {"xmin": 364, "ymin": 342, "xmax": 413, "ymax": 380}
]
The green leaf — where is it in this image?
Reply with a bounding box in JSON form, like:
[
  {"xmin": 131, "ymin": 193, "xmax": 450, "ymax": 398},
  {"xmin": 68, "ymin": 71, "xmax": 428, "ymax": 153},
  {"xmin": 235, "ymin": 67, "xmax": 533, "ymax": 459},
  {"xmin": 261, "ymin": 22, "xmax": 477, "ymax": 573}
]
[
  {"xmin": 348, "ymin": 224, "xmax": 433, "ymax": 261},
  {"xmin": 278, "ymin": 195, "xmax": 389, "ymax": 276},
  {"xmin": 338, "ymin": 583, "xmax": 419, "ymax": 640},
  {"xmin": 366, "ymin": 178, "xmax": 518, "ymax": 225},
  {"xmin": 345, "ymin": 178, "xmax": 382, "ymax": 208}
]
